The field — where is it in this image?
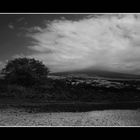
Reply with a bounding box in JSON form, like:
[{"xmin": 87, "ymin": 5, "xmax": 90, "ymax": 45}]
[
  {"xmin": 1, "ymin": 74, "xmax": 140, "ymax": 126},
  {"xmin": 0, "ymin": 108, "xmax": 140, "ymax": 126}
]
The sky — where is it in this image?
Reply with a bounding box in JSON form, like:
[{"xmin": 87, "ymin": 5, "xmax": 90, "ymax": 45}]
[{"xmin": 1, "ymin": 14, "xmax": 140, "ymax": 74}]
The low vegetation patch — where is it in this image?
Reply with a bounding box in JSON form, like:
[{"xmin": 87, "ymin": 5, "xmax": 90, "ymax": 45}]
[{"xmin": 0, "ymin": 57, "xmax": 140, "ymax": 111}]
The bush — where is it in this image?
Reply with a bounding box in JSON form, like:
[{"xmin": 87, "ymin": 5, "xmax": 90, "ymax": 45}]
[
  {"xmin": 1, "ymin": 57, "xmax": 49, "ymax": 87},
  {"xmin": 5, "ymin": 85, "xmax": 29, "ymax": 98},
  {"xmin": 0, "ymin": 84, "xmax": 37, "ymax": 99}
]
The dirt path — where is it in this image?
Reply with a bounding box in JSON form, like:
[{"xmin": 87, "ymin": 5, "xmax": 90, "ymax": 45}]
[{"xmin": 0, "ymin": 108, "xmax": 140, "ymax": 126}]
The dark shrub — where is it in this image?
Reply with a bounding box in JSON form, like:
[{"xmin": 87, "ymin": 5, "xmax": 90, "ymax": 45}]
[{"xmin": 1, "ymin": 57, "xmax": 49, "ymax": 87}]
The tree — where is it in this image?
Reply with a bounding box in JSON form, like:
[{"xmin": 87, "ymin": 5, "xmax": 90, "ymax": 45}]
[{"xmin": 1, "ymin": 57, "xmax": 49, "ymax": 87}]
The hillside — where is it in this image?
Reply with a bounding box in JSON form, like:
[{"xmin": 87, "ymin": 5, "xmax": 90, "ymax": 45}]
[{"xmin": 50, "ymin": 69, "xmax": 140, "ymax": 79}]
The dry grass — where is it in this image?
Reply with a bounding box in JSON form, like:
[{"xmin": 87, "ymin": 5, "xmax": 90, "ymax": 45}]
[{"xmin": 0, "ymin": 108, "xmax": 140, "ymax": 126}]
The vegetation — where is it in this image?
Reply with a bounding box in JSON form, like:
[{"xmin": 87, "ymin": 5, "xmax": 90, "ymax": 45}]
[
  {"xmin": 0, "ymin": 57, "xmax": 140, "ymax": 103},
  {"xmin": 1, "ymin": 58, "xmax": 49, "ymax": 87}
]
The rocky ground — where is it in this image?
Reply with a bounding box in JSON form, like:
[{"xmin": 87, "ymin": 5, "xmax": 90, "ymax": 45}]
[{"xmin": 0, "ymin": 108, "xmax": 140, "ymax": 126}]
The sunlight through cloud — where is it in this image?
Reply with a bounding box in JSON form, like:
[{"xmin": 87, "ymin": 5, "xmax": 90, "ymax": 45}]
[{"xmin": 26, "ymin": 14, "xmax": 140, "ymax": 74}]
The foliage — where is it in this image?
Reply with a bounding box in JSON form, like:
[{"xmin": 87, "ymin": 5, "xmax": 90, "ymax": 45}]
[
  {"xmin": 1, "ymin": 57, "xmax": 49, "ymax": 87},
  {"xmin": 1, "ymin": 58, "xmax": 140, "ymax": 103}
]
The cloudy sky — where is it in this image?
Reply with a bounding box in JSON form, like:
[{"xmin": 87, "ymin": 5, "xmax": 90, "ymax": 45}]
[{"xmin": 1, "ymin": 14, "xmax": 140, "ymax": 74}]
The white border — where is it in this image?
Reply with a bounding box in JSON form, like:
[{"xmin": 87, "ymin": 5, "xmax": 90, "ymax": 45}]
[{"xmin": 0, "ymin": 13, "xmax": 140, "ymax": 14}]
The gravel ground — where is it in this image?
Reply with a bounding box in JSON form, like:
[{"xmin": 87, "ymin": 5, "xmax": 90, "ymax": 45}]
[{"xmin": 0, "ymin": 108, "xmax": 140, "ymax": 126}]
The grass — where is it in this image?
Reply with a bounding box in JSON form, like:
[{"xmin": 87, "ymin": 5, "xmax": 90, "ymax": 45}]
[
  {"xmin": 1, "ymin": 80, "xmax": 140, "ymax": 112},
  {"xmin": 0, "ymin": 108, "xmax": 140, "ymax": 126},
  {"xmin": 0, "ymin": 98, "xmax": 140, "ymax": 112}
]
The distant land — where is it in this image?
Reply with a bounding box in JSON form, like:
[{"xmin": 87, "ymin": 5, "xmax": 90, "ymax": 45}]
[
  {"xmin": 1, "ymin": 69, "xmax": 140, "ymax": 80},
  {"xmin": 50, "ymin": 69, "xmax": 140, "ymax": 80}
]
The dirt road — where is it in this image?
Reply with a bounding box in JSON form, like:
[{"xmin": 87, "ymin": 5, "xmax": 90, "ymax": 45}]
[{"xmin": 0, "ymin": 108, "xmax": 140, "ymax": 126}]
